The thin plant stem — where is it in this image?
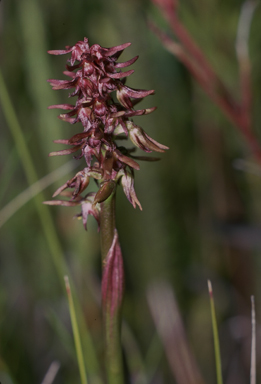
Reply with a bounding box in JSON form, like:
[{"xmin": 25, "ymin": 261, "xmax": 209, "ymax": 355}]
[
  {"xmin": 18, "ymin": 0, "xmax": 63, "ymax": 153},
  {"xmin": 65, "ymin": 276, "xmax": 88, "ymax": 384},
  {"xmin": 208, "ymin": 280, "xmax": 223, "ymax": 384},
  {"xmin": 100, "ymin": 193, "xmax": 124, "ymax": 384},
  {"xmin": 250, "ymin": 295, "xmax": 256, "ymax": 384}
]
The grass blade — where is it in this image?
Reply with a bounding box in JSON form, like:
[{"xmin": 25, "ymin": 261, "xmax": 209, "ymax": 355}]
[
  {"xmin": 17, "ymin": 0, "xmax": 63, "ymax": 155},
  {"xmin": 64, "ymin": 275, "xmax": 88, "ymax": 384},
  {"xmin": 250, "ymin": 295, "xmax": 256, "ymax": 384},
  {"xmin": 208, "ymin": 280, "xmax": 223, "ymax": 384},
  {"xmin": 0, "ymin": 160, "xmax": 77, "ymax": 228},
  {"xmin": 147, "ymin": 282, "xmax": 205, "ymax": 384}
]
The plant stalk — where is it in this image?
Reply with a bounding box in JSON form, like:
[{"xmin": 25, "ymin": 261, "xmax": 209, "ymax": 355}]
[
  {"xmin": 100, "ymin": 192, "xmax": 124, "ymax": 384},
  {"xmin": 100, "ymin": 193, "xmax": 116, "ymax": 261}
]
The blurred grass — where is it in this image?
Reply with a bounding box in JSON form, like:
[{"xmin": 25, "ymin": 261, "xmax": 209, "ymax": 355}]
[
  {"xmin": 0, "ymin": 64, "xmax": 101, "ymax": 384},
  {"xmin": 0, "ymin": 0, "xmax": 261, "ymax": 383}
]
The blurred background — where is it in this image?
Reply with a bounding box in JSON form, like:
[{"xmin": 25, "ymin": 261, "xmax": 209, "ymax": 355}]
[{"xmin": 1, "ymin": 0, "xmax": 261, "ymax": 383}]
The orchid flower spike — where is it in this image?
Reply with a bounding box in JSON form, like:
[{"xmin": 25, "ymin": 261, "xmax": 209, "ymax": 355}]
[{"xmin": 44, "ymin": 38, "xmax": 168, "ymax": 229}]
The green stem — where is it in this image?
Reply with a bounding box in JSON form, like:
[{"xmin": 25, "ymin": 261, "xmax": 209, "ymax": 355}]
[
  {"xmin": 100, "ymin": 193, "xmax": 124, "ymax": 384},
  {"xmin": 100, "ymin": 193, "xmax": 116, "ymax": 263}
]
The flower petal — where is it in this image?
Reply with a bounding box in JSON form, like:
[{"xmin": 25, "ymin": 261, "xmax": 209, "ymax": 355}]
[
  {"xmin": 48, "ymin": 104, "xmax": 75, "ymax": 110},
  {"xmin": 68, "ymin": 132, "xmax": 91, "ymax": 144},
  {"xmin": 80, "ymin": 194, "xmax": 100, "ymax": 230},
  {"xmin": 52, "ymin": 181, "xmax": 72, "ymax": 197},
  {"xmin": 47, "ymin": 78, "xmax": 77, "ymax": 90},
  {"xmin": 114, "ymin": 55, "xmax": 139, "ymax": 68},
  {"xmin": 48, "ymin": 48, "xmax": 72, "ymax": 55},
  {"xmin": 43, "ymin": 200, "xmax": 80, "ymax": 207},
  {"xmin": 119, "ymin": 85, "xmax": 155, "ymax": 99},
  {"xmin": 124, "ymin": 107, "xmax": 157, "ymax": 117},
  {"xmin": 49, "ymin": 145, "xmax": 82, "ymax": 157},
  {"xmin": 107, "ymin": 69, "xmax": 134, "ymax": 79},
  {"xmin": 53, "ymin": 139, "xmax": 70, "ymax": 144},
  {"xmin": 103, "ymin": 42, "xmax": 131, "ymax": 57}
]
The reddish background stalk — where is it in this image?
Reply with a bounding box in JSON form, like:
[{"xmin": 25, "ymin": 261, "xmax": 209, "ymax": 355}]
[{"xmin": 149, "ymin": 0, "xmax": 261, "ymax": 162}]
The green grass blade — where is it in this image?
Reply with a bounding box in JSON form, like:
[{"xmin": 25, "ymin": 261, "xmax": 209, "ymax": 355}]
[
  {"xmin": 208, "ymin": 280, "xmax": 223, "ymax": 384},
  {"xmin": 250, "ymin": 295, "xmax": 256, "ymax": 384},
  {"xmin": 0, "ymin": 160, "xmax": 77, "ymax": 228},
  {"xmin": 17, "ymin": 0, "xmax": 63, "ymax": 157},
  {"xmin": 0, "ymin": 69, "xmax": 41, "ymax": 188},
  {"xmin": 64, "ymin": 276, "xmax": 88, "ymax": 384}
]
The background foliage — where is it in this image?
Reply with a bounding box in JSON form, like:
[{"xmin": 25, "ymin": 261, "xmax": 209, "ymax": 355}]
[{"xmin": 1, "ymin": 0, "xmax": 261, "ymax": 383}]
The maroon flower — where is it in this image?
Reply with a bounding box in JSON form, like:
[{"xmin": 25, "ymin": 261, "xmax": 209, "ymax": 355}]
[
  {"xmin": 52, "ymin": 169, "xmax": 90, "ymax": 198},
  {"xmin": 43, "ymin": 192, "xmax": 100, "ymax": 230},
  {"xmin": 127, "ymin": 121, "xmax": 169, "ymax": 153},
  {"xmin": 120, "ymin": 170, "xmax": 142, "ymax": 210}
]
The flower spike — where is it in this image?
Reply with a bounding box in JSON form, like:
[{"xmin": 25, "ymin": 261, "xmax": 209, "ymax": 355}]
[{"xmin": 46, "ymin": 38, "xmax": 168, "ymax": 228}]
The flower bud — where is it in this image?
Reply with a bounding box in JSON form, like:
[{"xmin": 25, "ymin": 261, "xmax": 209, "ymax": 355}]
[{"xmin": 94, "ymin": 181, "xmax": 116, "ymax": 204}]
